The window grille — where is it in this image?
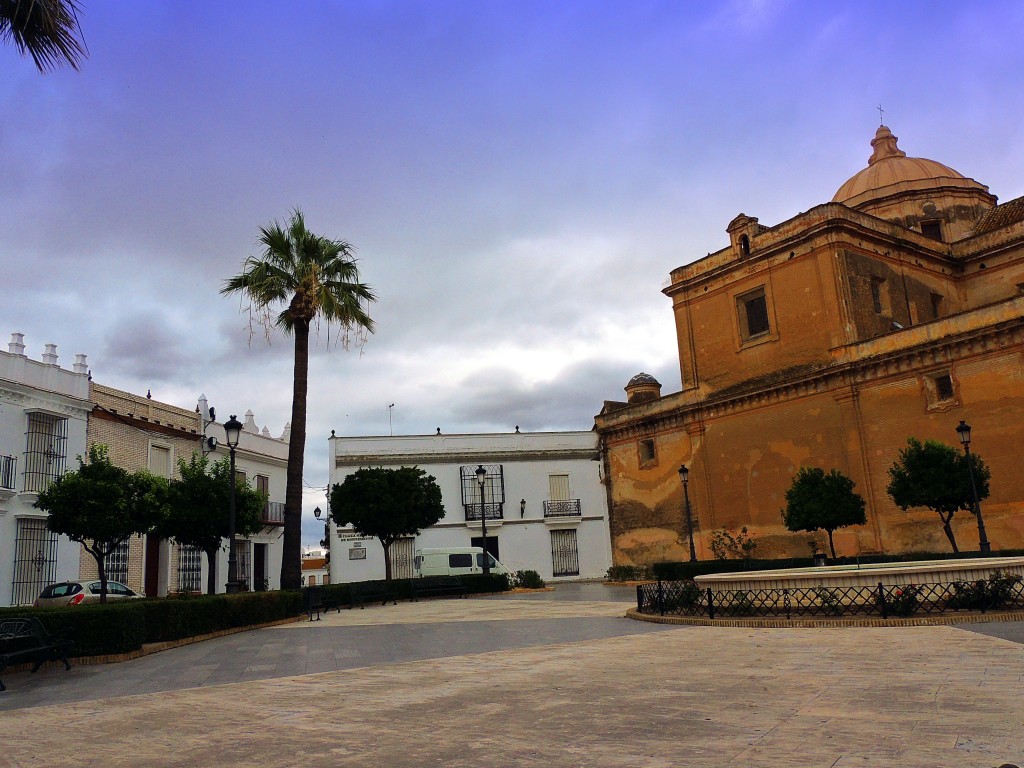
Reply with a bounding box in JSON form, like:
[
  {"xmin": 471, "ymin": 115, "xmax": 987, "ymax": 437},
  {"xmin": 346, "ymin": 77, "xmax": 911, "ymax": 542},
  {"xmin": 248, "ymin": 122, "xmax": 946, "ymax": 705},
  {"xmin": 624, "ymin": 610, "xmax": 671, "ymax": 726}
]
[
  {"xmin": 12, "ymin": 518, "xmax": 58, "ymax": 605},
  {"xmin": 104, "ymin": 540, "xmax": 130, "ymax": 584},
  {"xmin": 0, "ymin": 454, "xmax": 16, "ymax": 491},
  {"xmin": 23, "ymin": 412, "xmax": 68, "ymax": 492},
  {"xmin": 460, "ymin": 465, "xmax": 505, "ymax": 520},
  {"xmin": 235, "ymin": 540, "xmax": 251, "ymax": 587},
  {"xmin": 177, "ymin": 545, "xmax": 202, "ymax": 593},
  {"xmin": 550, "ymin": 529, "xmax": 580, "ymax": 577}
]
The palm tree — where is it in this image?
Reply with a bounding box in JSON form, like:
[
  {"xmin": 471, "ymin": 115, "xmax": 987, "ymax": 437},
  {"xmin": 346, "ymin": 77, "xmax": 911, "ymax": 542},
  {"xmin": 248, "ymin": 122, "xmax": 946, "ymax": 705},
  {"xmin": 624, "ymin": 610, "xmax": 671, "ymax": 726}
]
[
  {"xmin": 1, "ymin": 0, "xmax": 87, "ymax": 73},
  {"xmin": 222, "ymin": 209, "xmax": 375, "ymax": 590}
]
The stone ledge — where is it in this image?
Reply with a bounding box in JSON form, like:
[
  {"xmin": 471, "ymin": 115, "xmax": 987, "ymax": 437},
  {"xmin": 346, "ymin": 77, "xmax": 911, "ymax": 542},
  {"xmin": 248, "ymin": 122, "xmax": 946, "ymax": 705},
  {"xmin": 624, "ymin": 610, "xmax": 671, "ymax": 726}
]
[{"xmin": 625, "ymin": 607, "xmax": 1024, "ymax": 628}]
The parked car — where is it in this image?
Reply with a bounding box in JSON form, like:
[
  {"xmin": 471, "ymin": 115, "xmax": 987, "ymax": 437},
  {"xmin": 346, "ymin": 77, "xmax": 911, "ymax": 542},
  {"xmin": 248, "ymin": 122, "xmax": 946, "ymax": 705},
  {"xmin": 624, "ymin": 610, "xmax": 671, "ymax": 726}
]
[{"xmin": 33, "ymin": 580, "xmax": 142, "ymax": 607}]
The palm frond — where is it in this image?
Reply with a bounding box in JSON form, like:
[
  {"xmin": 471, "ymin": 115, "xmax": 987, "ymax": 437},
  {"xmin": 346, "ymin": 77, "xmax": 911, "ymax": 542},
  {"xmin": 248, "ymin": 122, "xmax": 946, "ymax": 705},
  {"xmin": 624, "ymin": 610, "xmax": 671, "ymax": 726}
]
[{"xmin": 0, "ymin": 0, "xmax": 87, "ymax": 73}]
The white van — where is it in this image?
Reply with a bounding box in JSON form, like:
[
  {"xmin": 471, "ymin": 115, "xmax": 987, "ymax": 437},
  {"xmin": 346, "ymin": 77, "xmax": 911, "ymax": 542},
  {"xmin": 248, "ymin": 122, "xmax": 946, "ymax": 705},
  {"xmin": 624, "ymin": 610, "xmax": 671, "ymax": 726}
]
[{"xmin": 413, "ymin": 547, "xmax": 511, "ymax": 577}]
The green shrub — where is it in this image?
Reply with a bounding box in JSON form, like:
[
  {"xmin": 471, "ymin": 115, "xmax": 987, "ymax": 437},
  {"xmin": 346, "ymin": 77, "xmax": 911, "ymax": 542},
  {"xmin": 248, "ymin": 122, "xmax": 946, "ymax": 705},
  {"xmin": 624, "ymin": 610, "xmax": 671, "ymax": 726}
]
[
  {"xmin": 512, "ymin": 570, "xmax": 546, "ymax": 589},
  {"xmin": 888, "ymin": 585, "xmax": 921, "ymax": 617},
  {"xmin": 947, "ymin": 570, "xmax": 1022, "ymax": 611},
  {"xmin": 606, "ymin": 565, "xmax": 650, "ymax": 581},
  {"xmin": 814, "ymin": 586, "xmax": 844, "ymax": 615},
  {"xmin": 460, "ymin": 573, "xmax": 511, "ymax": 594},
  {"xmin": 0, "ymin": 602, "xmax": 147, "ymax": 656},
  {"xmin": 142, "ymin": 590, "xmax": 304, "ymax": 643}
]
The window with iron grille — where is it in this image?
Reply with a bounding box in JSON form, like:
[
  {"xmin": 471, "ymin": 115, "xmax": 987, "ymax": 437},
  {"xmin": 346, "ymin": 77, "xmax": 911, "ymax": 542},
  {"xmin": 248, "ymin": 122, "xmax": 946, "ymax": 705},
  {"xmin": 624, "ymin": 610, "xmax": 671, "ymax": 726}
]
[
  {"xmin": 104, "ymin": 540, "xmax": 130, "ymax": 584},
  {"xmin": 12, "ymin": 517, "xmax": 58, "ymax": 605},
  {"xmin": 0, "ymin": 453, "xmax": 16, "ymax": 491},
  {"xmin": 235, "ymin": 540, "xmax": 251, "ymax": 586},
  {"xmin": 459, "ymin": 465, "xmax": 505, "ymax": 520},
  {"xmin": 177, "ymin": 545, "xmax": 202, "ymax": 593},
  {"xmin": 23, "ymin": 412, "xmax": 68, "ymax": 492}
]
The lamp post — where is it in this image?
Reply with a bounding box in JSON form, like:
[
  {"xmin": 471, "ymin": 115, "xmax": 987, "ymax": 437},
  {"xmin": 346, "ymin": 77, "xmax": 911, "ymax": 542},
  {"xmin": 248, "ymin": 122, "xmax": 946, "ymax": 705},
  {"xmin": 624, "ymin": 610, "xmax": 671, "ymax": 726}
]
[
  {"xmin": 678, "ymin": 464, "xmax": 697, "ymax": 562},
  {"xmin": 475, "ymin": 464, "xmax": 490, "ymax": 575},
  {"xmin": 955, "ymin": 420, "xmax": 991, "ymax": 554},
  {"xmin": 224, "ymin": 414, "xmax": 243, "ymax": 594}
]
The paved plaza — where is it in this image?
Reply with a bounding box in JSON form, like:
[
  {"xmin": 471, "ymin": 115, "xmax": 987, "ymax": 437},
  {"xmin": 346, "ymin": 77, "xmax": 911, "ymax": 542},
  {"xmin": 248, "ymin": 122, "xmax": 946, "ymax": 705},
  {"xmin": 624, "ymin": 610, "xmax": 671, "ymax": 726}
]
[{"xmin": 1, "ymin": 584, "xmax": 1022, "ymax": 767}]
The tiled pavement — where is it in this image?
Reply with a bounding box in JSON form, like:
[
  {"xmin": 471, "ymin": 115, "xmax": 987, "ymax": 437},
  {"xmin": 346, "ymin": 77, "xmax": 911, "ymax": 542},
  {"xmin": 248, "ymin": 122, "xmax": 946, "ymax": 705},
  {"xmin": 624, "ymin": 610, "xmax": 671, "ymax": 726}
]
[{"xmin": 1, "ymin": 584, "xmax": 1022, "ymax": 767}]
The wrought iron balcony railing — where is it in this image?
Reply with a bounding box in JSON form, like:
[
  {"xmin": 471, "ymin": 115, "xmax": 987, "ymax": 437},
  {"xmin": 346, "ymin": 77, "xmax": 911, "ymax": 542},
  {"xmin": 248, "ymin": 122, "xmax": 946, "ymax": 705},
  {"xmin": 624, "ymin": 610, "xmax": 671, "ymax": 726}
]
[
  {"xmin": 543, "ymin": 499, "xmax": 582, "ymax": 518},
  {"xmin": 0, "ymin": 454, "xmax": 16, "ymax": 491},
  {"xmin": 263, "ymin": 501, "xmax": 286, "ymax": 525},
  {"xmin": 464, "ymin": 503, "xmax": 504, "ymax": 521}
]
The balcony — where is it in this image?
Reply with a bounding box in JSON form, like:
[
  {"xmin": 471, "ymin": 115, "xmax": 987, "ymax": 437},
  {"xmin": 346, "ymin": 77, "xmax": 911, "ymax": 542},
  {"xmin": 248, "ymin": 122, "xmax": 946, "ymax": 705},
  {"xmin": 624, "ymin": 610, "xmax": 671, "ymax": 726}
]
[
  {"xmin": 464, "ymin": 503, "xmax": 503, "ymax": 522},
  {"xmin": 263, "ymin": 501, "xmax": 285, "ymax": 525},
  {"xmin": 0, "ymin": 454, "xmax": 16, "ymax": 499},
  {"xmin": 543, "ymin": 499, "xmax": 582, "ymax": 525}
]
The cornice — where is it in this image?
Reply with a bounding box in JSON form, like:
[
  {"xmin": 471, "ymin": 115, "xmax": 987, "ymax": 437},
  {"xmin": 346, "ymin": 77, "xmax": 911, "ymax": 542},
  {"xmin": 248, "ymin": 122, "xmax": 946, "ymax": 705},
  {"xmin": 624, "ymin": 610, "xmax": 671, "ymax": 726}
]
[
  {"xmin": 334, "ymin": 448, "xmax": 599, "ymax": 469},
  {"xmin": 597, "ymin": 315, "xmax": 1024, "ymax": 443}
]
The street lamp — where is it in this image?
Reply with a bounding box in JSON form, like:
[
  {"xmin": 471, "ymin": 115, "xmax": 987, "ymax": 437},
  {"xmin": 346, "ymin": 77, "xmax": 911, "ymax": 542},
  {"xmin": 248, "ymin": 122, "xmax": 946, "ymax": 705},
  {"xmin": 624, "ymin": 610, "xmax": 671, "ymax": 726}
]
[
  {"xmin": 955, "ymin": 420, "xmax": 991, "ymax": 554},
  {"xmin": 678, "ymin": 464, "xmax": 697, "ymax": 562},
  {"xmin": 475, "ymin": 464, "xmax": 490, "ymax": 575},
  {"xmin": 224, "ymin": 414, "xmax": 243, "ymax": 594}
]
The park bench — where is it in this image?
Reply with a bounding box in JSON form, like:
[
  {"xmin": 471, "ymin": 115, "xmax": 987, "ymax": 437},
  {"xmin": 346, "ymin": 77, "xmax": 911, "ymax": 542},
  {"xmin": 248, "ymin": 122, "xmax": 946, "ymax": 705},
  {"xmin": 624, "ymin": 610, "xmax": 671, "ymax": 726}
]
[
  {"xmin": 349, "ymin": 582, "xmax": 397, "ymax": 609},
  {"xmin": 0, "ymin": 617, "xmax": 73, "ymax": 692},
  {"xmin": 411, "ymin": 576, "xmax": 467, "ymax": 601}
]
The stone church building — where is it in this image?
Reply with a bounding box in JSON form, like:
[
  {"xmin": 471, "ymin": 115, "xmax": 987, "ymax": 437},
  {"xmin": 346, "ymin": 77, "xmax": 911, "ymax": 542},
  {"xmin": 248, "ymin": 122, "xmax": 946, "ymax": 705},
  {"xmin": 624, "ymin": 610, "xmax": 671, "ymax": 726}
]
[{"xmin": 596, "ymin": 126, "xmax": 1024, "ymax": 565}]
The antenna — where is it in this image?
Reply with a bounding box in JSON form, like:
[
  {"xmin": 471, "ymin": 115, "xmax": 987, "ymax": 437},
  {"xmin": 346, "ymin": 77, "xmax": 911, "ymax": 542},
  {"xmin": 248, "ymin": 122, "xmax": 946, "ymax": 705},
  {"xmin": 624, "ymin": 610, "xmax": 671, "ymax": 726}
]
[{"xmin": 388, "ymin": 403, "xmax": 395, "ymax": 436}]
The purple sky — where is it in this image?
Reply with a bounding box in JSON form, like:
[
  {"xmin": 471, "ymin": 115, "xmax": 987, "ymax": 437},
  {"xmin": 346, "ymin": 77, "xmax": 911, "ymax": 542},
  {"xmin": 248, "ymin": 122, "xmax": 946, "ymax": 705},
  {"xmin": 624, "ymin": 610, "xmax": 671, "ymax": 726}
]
[{"xmin": 3, "ymin": 1, "xmax": 1023, "ymax": 544}]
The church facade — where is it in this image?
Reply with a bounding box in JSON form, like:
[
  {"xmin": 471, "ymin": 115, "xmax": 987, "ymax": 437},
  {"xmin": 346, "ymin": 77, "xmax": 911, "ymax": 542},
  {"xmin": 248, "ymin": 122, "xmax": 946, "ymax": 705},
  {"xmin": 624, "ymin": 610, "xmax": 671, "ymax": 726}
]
[{"xmin": 596, "ymin": 126, "xmax": 1024, "ymax": 565}]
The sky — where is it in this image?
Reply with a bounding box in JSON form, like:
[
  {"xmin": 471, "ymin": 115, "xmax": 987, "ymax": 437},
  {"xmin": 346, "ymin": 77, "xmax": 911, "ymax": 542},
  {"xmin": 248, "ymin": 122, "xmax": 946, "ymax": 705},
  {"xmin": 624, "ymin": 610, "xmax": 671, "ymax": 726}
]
[{"xmin": 3, "ymin": 1, "xmax": 1023, "ymax": 545}]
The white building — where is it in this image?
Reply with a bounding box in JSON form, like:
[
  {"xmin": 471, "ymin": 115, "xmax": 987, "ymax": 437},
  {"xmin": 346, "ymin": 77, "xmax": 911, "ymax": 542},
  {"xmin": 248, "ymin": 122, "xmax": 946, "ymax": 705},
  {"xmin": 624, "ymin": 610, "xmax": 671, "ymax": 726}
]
[
  {"xmin": 0, "ymin": 334, "xmax": 91, "ymax": 606},
  {"xmin": 327, "ymin": 430, "xmax": 613, "ymax": 583},
  {"xmin": 200, "ymin": 402, "xmax": 288, "ymax": 593}
]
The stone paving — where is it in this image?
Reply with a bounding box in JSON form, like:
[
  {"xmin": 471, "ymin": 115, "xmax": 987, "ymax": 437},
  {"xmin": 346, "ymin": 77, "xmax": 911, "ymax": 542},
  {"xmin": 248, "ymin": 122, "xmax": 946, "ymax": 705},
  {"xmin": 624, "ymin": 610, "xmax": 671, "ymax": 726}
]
[{"xmin": 1, "ymin": 584, "xmax": 1022, "ymax": 767}]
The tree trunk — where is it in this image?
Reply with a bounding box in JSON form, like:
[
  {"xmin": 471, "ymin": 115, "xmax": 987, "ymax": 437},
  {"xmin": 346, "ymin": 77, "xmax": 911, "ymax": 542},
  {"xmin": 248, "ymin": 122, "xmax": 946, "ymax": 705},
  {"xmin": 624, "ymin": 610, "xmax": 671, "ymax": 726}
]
[
  {"xmin": 281, "ymin": 319, "xmax": 310, "ymax": 590},
  {"xmin": 941, "ymin": 513, "xmax": 960, "ymax": 553},
  {"xmin": 95, "ymin": 548, "xmax": 108, "ymax": 605},
  {"xmin": 826, "ymin": 529, "xmax": 837, "ymax": 559},
  {"xmin": 382, "ymin": 539, "xmax": 393, "ymax": 581},
  {"xmin": 205, "ymin": 547, "xmax": 218, "ymax": 594}
]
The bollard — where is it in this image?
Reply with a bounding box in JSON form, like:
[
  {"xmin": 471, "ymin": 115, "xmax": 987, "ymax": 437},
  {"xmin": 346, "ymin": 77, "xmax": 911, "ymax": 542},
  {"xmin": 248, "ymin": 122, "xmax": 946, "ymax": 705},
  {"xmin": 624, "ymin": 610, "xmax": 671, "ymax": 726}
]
[
  {"xmin": 707, "ymin": 587, "xmax": 715, "ymax": 620},
  {"xmin": 877, "ymin": 582, "xmax": 888, "ymax": 620}
]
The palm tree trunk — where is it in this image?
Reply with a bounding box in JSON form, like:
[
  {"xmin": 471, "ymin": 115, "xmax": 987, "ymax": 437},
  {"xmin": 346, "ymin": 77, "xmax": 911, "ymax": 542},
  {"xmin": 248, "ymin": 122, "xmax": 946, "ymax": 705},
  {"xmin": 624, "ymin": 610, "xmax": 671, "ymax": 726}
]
[{"xmin": 281, "ymin": 320, "xmax": 310, "ymax": 590}]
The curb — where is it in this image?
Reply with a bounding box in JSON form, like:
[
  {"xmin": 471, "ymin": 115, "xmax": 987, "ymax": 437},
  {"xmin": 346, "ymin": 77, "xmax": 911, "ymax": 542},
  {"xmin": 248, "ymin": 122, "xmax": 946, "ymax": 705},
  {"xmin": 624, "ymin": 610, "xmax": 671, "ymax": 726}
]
[{"xmin": 625, "ymin": 607, "xmax": 1024, "ymax": 628}]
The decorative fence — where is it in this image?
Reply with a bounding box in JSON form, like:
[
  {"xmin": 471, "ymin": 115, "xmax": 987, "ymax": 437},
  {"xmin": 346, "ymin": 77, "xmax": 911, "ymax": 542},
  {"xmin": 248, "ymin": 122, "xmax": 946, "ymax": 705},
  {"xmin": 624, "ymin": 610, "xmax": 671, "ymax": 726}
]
[{"xmin": 637, "ymin": 572, "xmax": 1024, "ymax": 620}]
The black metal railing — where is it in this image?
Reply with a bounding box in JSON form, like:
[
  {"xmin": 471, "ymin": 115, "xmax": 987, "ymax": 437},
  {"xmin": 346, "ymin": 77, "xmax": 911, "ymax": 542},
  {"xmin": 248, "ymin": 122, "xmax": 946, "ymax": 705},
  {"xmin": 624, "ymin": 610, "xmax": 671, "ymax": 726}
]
[
  {"xmin": 464, "ymin": 503, "xmax": 503, "ymax": 521},
  {"xmin": 0, "ymin": 454, "xmax": 16, "ymax": 491},
  {"xmin": 543, "ymin": 499, "xmax": 582, "ymax": 518},
  {"xmin": 263, "ymin": 501, "xmax": 285, "ymax": 525},
  {"xmin": 637, "ymin": 573, "xmax": 1024, "ymax": 620}
]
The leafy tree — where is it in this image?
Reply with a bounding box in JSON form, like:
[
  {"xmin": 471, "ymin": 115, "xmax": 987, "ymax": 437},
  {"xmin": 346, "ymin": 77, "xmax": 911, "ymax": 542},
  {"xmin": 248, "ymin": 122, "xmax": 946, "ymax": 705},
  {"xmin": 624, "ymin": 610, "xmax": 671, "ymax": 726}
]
[
  {"xmin": 35, "ymin": 444, "xmax": 166, "ymax": 603},
  {"xmin": 782, "ymin": 467, "xmax": 867, "ymax": 558},
  {"xmin": 887, "ymin": 437, "xmax": 990, "ymax": 554},
  {"xmin": 330, "ymin": 467, "xmax": 444, "ymax": 581},
  {"xmin": 1, "ymin": 0, "xmax": 86, "ymax": 72},
  {"xmin": 159, "ymin": 454, "xmax": 266, "ymax": 594},
  {"xmin": 222, "ymin": 209, "xmax": 376, "ymax": 590}
]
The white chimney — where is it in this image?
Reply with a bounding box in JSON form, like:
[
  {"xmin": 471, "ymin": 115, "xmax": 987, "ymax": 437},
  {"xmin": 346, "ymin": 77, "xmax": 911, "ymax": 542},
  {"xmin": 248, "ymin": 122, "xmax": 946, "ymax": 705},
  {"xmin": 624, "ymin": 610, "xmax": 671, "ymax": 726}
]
[
  {"xmin": 42, "ymin": 343, "xmax": 59, "ymax": 365},
  {"xmin": 73, "ymin": 354, "xmax": 88, "ymax": 374},
  {"xmin": 8, "ymin": 332, "xmax": 26, "ymax": 356}
]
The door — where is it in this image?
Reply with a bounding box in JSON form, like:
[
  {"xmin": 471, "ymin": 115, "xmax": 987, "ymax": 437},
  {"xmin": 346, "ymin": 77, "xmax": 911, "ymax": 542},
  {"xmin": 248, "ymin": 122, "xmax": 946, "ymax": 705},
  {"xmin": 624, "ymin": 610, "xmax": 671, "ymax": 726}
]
[
  {"xmin": 390, "ymin": 537, "xmax": 415, "ymax": 580},
  {"xmin": 253, "ymin": 543, "xmax": 267, "ymax": 590},
  {"xmin": 470, "ymin": 536, "xmax": 500, "ymax": 563},
  {"xmin": 550, "ymin": 529, "xmax": 579, "ymax": 577}
]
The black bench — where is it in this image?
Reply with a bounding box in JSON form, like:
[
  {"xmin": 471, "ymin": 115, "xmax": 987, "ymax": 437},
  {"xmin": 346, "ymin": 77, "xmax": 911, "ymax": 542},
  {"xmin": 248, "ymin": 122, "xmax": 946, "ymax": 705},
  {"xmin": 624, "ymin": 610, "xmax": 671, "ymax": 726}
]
[
  {"xmin": 0, "ymin": 617, "xmax": 73, "ymax": 692},
  {"xmin": 411, "ymin": 576, "xmax": 467, "ymax": 601},
  {"xmin": 349, "ymin": 582, "xmax": 397, "ymax": 609}
]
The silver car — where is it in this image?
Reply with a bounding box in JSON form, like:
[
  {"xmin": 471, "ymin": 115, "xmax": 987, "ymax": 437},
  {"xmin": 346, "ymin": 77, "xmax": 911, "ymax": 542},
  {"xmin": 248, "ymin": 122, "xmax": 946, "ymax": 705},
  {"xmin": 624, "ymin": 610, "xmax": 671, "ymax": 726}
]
[{"xmin": 33, "ymin": 580, "xmax": 142, "ymax": 607}]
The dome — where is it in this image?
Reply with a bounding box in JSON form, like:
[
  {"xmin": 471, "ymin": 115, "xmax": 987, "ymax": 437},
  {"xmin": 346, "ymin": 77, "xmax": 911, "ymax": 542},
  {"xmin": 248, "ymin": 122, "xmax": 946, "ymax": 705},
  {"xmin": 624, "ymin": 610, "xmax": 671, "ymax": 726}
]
[
  {"xmin": 626, "ymin": 372, "xmax": 660, "ymax": 388},
  {"xmin": 833, "ymin": 126, "xmax": 988, "ymax": 208}
]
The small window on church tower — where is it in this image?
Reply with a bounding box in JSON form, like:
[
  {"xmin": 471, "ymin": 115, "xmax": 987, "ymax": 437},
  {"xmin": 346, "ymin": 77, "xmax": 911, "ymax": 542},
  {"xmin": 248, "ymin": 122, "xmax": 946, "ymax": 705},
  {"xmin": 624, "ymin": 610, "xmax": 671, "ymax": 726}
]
[
  {"xmin": 737, "ymin": 287, "xmax": 770, "ymax": 340},
  {"xmin": 638, "ymin": 439, "xmax": 656, "ymax": 468},
  {"xmin": 920, "ymin": 220, "xmax": 943, "ymax": 242},
  {"xmin": 739, "ymin": 234, "xmax": 751, "ymax": 259}
]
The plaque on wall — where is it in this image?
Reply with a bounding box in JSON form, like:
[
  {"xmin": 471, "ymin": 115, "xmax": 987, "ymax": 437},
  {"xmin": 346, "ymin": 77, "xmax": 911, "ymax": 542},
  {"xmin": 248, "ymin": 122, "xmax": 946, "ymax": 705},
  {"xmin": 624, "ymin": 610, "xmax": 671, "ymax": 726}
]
[{"xmin": 349, "ymin": 547, "xmax": 367, "ymax": 560}]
